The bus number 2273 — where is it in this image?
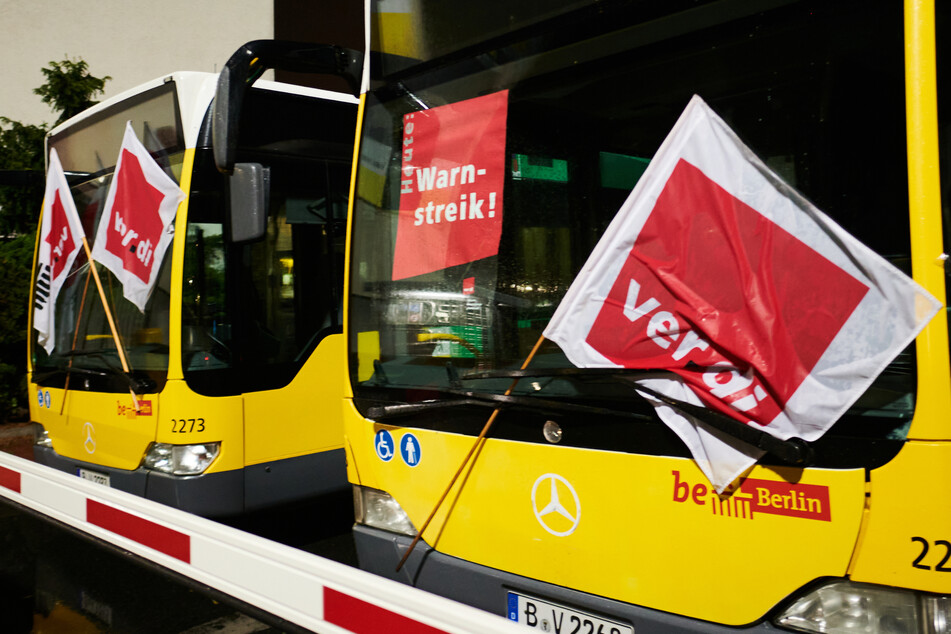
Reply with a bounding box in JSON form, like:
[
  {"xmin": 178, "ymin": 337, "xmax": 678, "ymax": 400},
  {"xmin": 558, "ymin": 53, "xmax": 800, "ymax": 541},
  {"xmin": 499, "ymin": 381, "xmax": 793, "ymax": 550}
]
[{"xmin": 171, "ymin": 418, "xmax": 206, "ymax": 433}]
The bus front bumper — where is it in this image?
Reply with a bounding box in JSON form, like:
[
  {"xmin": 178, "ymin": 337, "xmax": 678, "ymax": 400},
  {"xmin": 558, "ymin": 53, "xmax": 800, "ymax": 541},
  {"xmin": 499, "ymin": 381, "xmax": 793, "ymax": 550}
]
[
  {"xmin": 33, "ymin": 445, "xmax": 244, "ymax": 517},
  {"xmin": 33, "ymin": 445, "xmax": 349, "ymax": 517},
  {"xmin": 353, "ymin": 524, "xmax": 783, "ymax": 633}
]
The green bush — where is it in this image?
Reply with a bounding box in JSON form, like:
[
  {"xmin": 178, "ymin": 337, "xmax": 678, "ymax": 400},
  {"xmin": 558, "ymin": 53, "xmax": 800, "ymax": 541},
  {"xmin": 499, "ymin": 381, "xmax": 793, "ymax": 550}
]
[
  {"xmin": 0, "ymin": 58, "xmax": 109, "ymax": 422},
  {"xmin": 0, "ymin": 234, "xmax": 33, "ymax": 421}
]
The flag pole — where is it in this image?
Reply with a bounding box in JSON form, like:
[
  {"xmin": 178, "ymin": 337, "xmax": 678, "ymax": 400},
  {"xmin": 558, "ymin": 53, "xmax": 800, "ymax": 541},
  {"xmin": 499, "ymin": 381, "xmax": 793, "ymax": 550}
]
[
  {"xmin": 395, "ymin": 333, "xmax": 547, "ymax": 572},
  {"xmin": 59, "ymin": 265, "xmax": 93, "ymax": 416},
  {"xmin": 80, "ymin": 237, "xmax": 140, "ymax": 411}
]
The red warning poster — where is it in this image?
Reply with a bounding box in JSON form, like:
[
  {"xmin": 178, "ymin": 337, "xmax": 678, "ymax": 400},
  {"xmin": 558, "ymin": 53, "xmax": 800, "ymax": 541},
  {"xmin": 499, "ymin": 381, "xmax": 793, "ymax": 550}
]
[{"xmin": 392, "ymin": 90, "xmax": 508, "ymax": 280}]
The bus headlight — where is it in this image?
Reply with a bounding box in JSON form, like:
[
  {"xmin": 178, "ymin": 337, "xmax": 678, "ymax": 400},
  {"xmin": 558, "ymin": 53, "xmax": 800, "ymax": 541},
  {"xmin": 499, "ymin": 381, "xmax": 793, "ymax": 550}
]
[
  {"xmin": 33, "ymin": 424, "xmax": 53, "ymax": 448},
  {"xmin": 353, "ymin": 485, "xmax": 417, "ymax": 536},
  {"xmin": 143, "ymin": 442, "xmax": 220, "ymax": 476},
  {"xmin": 774, "ymin": 579, "xmax": 950, "ymax": 633}
]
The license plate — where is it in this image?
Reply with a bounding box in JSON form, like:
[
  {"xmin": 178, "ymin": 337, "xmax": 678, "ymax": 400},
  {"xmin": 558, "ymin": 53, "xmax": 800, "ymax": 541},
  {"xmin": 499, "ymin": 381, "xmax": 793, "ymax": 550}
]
[
  {"xmin": 78, "ymin": 469, "xmax": 110, "ymax": 487},
  {"xmin": 507, "ymin": 592, "xmax": 633, "ymax": 634}
]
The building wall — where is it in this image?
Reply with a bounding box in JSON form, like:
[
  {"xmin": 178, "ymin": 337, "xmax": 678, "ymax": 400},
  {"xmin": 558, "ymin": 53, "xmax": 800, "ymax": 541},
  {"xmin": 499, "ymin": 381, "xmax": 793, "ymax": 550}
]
[
  {"xmin": 0, "ymin": 0, "xmax": 275, "ymax": 126},
  {"xmin": 273, "ymin": 0, "xmax": 364, "ymax": 93}
]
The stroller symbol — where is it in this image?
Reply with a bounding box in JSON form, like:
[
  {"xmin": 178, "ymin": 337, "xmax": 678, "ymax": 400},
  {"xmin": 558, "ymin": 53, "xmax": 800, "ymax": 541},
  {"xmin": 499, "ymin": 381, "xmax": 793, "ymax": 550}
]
[{"xmin": 400, "ymin": 433, "xmax": 421, "ymax": 467}]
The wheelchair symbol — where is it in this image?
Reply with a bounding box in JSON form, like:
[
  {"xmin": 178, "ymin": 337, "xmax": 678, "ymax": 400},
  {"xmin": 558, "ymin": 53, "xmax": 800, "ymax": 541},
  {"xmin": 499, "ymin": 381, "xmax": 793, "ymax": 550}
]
[{"xmin": 375, "ymin": 430, "xmax": 395, "ymax": 462}]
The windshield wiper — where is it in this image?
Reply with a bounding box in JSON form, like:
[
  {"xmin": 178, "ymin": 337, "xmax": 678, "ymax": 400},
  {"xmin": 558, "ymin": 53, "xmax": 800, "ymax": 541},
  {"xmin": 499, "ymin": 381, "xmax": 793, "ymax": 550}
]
[
  {"xmin": 461, "ymin": 367, "xmax": 814, "ymax": 467},
  {"xmin": 45, "ymin": 351, "xmax": 156, "ymax": 393},
  {"xmin": 32, "ymin": 365, "xmax": 108, "ymax": 384},
  {"xmin": 366, "ymin": 389, "xmax": 654, "ymax": 422}
]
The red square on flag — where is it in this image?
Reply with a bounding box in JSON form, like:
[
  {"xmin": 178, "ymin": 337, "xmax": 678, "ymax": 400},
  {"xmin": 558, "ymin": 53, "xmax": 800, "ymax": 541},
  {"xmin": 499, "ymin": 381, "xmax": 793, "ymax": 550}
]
[
  {"xmin": 101, "ymin": 149, "xmax": 167, "ymax": 284},
  {"xmin": 45, "ymin": 190, "xmax": 80, "ymax": 280},
  {"xmin": 584, "ymin": 159, "xmax": 869, "ymax": 423}
]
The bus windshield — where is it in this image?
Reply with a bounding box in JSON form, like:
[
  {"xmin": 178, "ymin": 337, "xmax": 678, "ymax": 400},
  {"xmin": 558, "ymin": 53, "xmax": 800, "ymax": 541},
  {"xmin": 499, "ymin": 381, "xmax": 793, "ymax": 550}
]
[
  {"xmin": 349, "ymin": 0, "xmax": 915, "ymax": 469},
  {"xmin": 32, "ymin": 82, "xmax": 185, "ymax": 392}
]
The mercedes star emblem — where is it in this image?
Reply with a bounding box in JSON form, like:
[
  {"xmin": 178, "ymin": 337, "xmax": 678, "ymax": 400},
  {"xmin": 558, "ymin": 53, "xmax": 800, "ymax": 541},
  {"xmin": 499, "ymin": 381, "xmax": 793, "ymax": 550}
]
[{"xmin": 532, "ymin": 473, "xmax": 581, "ymax": 536}]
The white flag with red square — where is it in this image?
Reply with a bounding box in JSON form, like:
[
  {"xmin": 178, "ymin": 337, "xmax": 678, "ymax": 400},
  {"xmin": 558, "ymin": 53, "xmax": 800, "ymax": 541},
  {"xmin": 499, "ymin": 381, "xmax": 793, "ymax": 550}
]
[
  {"xmin": 543, "ymin": 95, "xmax": 941, "ymax": 492},
  {"xmin": 34, "ymin": 148, "xmax": 87, "ymax": 354},
  {"xmin": 90, "ymin": 121, "xmax": 184, "ymax": 311}
]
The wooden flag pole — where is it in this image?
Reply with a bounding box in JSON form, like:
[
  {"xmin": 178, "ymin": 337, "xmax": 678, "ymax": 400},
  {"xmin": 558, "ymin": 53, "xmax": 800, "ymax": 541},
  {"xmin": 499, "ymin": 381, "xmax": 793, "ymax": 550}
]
[
  {"xmin": 80, "ymin": 237, "xmax": 139, "ymax": 411},
  {"xmin": 395, "ymin": 333, "xmax": 547, "ymax": 572}
]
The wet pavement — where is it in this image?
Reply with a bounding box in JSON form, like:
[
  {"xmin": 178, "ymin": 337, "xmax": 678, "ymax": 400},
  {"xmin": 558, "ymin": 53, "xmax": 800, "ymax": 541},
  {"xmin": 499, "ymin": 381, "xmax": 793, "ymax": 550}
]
[
  {"xmin": 0, "ymin": 422, "xmax": 33, "ymax": 461},
  {"xmin": 0, "ymin": 498, "xmax": 285, "ymax": 633},
  {"xmin": 0, "ymin": 422, "xmax": 358, "ymax": 633}
]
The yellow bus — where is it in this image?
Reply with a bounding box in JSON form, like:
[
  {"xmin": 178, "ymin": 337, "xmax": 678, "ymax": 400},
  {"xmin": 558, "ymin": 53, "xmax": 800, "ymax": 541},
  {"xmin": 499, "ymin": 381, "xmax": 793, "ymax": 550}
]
[
  {"xmin": 29, "ymin": 42, "xmax": 362, "ymax": 517},
  {"xmin": 345, "ymin": 1, "xmax": 951, "ymax": 631}
]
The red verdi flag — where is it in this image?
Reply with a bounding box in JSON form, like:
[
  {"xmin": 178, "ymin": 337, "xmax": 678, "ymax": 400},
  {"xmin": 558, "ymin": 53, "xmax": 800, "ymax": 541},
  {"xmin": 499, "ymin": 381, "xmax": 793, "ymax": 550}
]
[
  {"xmin": 392, "ymin": 90, "xmax": 508, "ymax": 280},
  {"xmin": 544, "ymin": 95, "xmax": 942, "ymax": 492},
  {"xmin": 34, "ymin": 148, "xmax": 87, "ymax": 354},
  {"xmin": 91, "ymin": 122, "xmax": 185, "ymax": 311}
]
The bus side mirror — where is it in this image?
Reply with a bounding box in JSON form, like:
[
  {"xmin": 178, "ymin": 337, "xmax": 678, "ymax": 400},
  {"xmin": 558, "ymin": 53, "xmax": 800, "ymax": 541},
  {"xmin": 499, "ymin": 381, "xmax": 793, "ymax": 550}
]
[
  {"xmin": 212, "ymin": 65, "xmax": 240, "ymax": 175},
  {"xmin": 212, "ymin": 39, "xmax": 363, "ymax": 174},
  {"xmin": 229, "ymin": 163, "xmax": 269, "ymax": 243}
]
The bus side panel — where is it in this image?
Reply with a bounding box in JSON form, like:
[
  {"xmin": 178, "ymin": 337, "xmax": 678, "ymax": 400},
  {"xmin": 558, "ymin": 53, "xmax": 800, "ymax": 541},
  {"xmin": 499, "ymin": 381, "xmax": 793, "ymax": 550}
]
[
  {"xmin": 849, "ymin": 441, "xmax": 951, "ymax": 594},
  {"xmin": 156, "ymin": 379, "xmax": 244, "ymax": 474},
  {"xmin": 346, "ymin": 418, "xmax": 867, "ymax": 625},
  {"xmin": 242, "ymin": 333, "xmax": 347, "ymax": 464}
]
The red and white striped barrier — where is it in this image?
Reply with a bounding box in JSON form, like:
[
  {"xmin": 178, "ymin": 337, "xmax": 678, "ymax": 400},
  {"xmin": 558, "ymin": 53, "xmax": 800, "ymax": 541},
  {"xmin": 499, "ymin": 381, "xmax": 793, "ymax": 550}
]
[{"xmin": 0, "ymin": 451, "xmax": 523, "ymax": 633}]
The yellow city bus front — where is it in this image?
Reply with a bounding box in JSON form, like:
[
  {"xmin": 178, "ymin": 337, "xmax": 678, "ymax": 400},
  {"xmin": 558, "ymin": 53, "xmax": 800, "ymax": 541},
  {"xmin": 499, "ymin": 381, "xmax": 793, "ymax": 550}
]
[
  {"xmin": 28, "ymin": 71, "xmax": 358, "ymax": 516},
  {"xmin": 344, "ymin": 0, "xmax": 951, "ymax": 630}
]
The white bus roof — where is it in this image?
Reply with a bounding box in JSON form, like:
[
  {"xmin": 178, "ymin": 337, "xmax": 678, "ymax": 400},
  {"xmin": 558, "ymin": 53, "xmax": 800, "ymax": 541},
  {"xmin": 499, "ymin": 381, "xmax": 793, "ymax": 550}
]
[{"xmin": 49, "ymin": 71, "xmax": 358, "ymax": 148}]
